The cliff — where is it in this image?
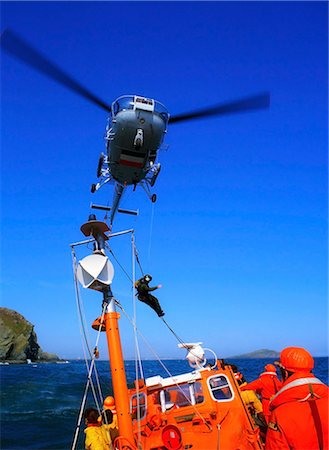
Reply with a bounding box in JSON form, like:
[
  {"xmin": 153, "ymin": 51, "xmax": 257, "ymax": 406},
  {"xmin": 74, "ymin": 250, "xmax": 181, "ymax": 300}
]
[{"xmin": 0, "ymin": 307, "xmax": 59, "ymax": 362}]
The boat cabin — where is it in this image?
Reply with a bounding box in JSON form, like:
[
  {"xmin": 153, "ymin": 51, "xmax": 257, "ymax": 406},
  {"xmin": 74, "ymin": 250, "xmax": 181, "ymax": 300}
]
[{"xmin": 128, "ymin": 360, "xmax": 263, "ymax": 450}]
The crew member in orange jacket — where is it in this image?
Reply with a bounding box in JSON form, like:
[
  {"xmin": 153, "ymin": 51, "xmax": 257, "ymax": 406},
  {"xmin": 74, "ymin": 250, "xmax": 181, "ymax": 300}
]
[
  {"xmin": 265, "ymin": 346, "xmax": 328, "ymax": 450},
  {"xmin": 240, "ymin": 364, "xmax": 282, "ymax": 422}
]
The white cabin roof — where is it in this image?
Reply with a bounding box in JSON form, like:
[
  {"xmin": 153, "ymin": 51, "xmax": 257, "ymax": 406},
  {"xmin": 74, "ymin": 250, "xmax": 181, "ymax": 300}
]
[{"xmin": 145, "ymin": 371, "xmax": 202, "ymax": 389}]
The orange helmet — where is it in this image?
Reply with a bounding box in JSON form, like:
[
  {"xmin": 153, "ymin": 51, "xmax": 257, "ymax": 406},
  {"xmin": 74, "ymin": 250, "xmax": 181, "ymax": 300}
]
[
  {"xmin": 265, "ymin": 364, "xmax": 276, "ymax": 372},
  {"xmin": 280, "ymin": 346, "xmax": 314, "ymax": 372},
  {"xmin": 103, "ymin": 396, "xmax": 115, "ymax": 409}
]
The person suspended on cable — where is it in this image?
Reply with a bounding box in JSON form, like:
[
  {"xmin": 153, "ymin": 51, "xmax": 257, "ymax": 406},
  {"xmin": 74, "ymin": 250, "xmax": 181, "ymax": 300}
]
[{"xmin": 135, "ymin": 274, "xmax": 165, "ymax": 317}]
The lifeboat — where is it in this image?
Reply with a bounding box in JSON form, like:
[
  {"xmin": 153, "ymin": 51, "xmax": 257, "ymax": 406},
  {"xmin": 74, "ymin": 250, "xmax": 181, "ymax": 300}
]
[
  {"xmin": 72, "ymin": 217, "xmax": 264, "ymax": 450},
  {"xmin": 127, "ymin": 359, "xmax": 263, "ymax": 450}
]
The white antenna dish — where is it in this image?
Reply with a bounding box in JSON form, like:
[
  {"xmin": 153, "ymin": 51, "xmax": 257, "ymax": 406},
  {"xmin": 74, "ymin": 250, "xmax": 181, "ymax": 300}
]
[
  {"xmin": 178, "ymin": 342, "xmax": 206, "ymax": 369},
  {"xmin": 77, "ymin": 253, "xmax": 114, "ymax": 291}
]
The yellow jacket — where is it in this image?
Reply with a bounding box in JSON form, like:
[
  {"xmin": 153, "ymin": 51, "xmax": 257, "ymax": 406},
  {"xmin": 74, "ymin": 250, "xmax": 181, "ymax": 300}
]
[
  {"xmin": 103, "ymin": 415, "xmax": 119, "ymax": 442},
  {"xmin": 239, "ymin": 382, "xmax": 263, "ymax": 414},
  {"xmin": 84, "ymin": 424, "xmax": 111, "ymax": 450}
]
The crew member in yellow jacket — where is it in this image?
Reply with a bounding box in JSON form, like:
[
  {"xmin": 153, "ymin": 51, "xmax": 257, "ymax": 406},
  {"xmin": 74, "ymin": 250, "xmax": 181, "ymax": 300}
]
[
  {"xmin": 240, "ymin": 381, "xmax": 263, "ymax": 415},
  {"xmin": 84, "ymin": 408, "xmax": 112, "ymax": 450}
]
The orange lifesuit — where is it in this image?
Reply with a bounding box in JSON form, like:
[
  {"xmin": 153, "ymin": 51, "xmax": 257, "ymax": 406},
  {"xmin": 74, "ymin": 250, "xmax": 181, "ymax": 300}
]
[
  {"xmin": 265, "ymin": 371, "xmax": 328, "ymax": 450},
  {"xmin": 241, "ymin": 371, "xmax": 282, "ymax": 422}
]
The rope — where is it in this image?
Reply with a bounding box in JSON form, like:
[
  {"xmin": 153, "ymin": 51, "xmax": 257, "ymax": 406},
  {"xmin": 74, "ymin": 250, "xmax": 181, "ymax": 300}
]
[
  {"xmin": 106, "ymin": 243, "xmax": 132, "ymax": 282},
  {"xmin": 131, "ymin": 233, "xmax": 143, "ymax": 448},
  {"xmin": 71, "ymin": 249, "xmax": 108, "ymax": 450},
  {"xmin": 131, "ymin": 234, "xmax": 144, "ymax": 380},
  {"xmin": 112, "ymin": 239, "xmax": 206, "ymax": 376},
  {"xmin": 133, "ymin": 240, "xmax": 144, "ymax": 276},
  {"xmin": 115, "ymin": 299, "xmax": 212, "ymax": 430},
  {"xmin": 72, "ymin": 249, "xmax": 105, "ymax": 405},
  {"xmin": 161, "ymin": 317, "xmax": 189, "ymax": 347}
]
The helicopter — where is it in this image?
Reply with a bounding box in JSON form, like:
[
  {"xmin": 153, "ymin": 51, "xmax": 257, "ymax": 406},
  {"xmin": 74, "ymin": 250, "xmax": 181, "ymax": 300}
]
[{"xmin": 1, "ymin": 29, "xmax": 270, "ymax": 227}]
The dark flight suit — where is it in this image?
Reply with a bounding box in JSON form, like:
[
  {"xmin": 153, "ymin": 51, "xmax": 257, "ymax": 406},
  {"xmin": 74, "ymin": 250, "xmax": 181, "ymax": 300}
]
[{"xmin": 136, "ymin": 279, "xmax": 164, "ymax": 317}]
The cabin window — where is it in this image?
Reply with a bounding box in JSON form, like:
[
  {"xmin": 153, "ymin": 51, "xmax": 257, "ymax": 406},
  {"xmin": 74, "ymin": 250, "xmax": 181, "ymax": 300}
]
[
  {"xmin": 193, "ymin": 382, "xmax": 204, "ymax": 404},
  {"xmin": 208, "ymin": 375, "xmax": 233, "ymax": 401},
  {"xmin": 159, "ymin": 382, "xmax": 204, "ymax": 411},
  {"xmin": 130, "ymin": 392, "xmax": 147, "ymax": 421}
]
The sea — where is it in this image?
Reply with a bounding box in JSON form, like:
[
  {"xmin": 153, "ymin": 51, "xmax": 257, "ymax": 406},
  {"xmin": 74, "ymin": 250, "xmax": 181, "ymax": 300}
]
[{"xmin": 1, "ymin": 358, "xmax": 328, "ymax": 450}]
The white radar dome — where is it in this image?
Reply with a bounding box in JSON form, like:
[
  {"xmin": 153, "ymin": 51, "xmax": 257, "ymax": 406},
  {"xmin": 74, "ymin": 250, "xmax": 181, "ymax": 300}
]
[{"xmin": 77, "ymin": 253, "xmax": 114, "ymax": 291}]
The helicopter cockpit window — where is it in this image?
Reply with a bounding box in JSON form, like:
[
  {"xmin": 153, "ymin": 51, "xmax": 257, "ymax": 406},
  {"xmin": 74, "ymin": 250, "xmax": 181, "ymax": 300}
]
[
  {"xmin": 154, "ymin": 101, "xmax": 169, "ymax": 127},
  {"xmin": 208, "ymin": 375, "xmax": 233, "ymax": 402},
  {"xmin": 130, "ymin": 392, "xmax": 147, "ymax": 421},
  {"xmin": 111, "ymin": 95, "xmax": 169, "ymax": 129},
  {"xmin": 111, "ymin": 96, "xmax": 135, "ymax": 117}
]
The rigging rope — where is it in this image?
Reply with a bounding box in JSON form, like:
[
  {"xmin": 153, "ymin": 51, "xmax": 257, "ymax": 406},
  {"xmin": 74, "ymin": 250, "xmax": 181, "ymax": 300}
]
[
  {"xmin": 124, "ymin": 238, "xmax": 206, "ymax": 368},
  {"xmin": 115, "ymin": 299, "xmax": 211, "ymax": 430},
  {"xmin": 71, "ymin": 249, "xmax": 108, "ymax": 450},
  {"xmin": 131, "ymin": 232, "xmax": 143, "ymax": 448},
  {"xmin": 72, "ymin": 249, "xmax": 105, "ymax": 403}
]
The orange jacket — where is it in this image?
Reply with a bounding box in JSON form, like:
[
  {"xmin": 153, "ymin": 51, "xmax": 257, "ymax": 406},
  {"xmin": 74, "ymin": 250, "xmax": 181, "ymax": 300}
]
[
  {"xmin": 265, "ymin": 372, "xmax": 329, "ymax": 450},
  {"xmin": 241, "ymin": 371, "xmax": 282, "ymax": 417}
]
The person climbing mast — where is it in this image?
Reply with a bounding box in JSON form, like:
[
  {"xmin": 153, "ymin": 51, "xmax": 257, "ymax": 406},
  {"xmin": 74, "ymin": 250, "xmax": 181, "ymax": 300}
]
[{"xmin": 135, "ymin": 274, "xmax": 165, "ymax": 317}]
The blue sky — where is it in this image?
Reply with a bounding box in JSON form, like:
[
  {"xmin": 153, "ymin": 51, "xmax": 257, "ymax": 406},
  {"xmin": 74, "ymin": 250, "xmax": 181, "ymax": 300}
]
[{"xmin": 1, "ymin": 1, "xmax": 328, "ymax": 360}]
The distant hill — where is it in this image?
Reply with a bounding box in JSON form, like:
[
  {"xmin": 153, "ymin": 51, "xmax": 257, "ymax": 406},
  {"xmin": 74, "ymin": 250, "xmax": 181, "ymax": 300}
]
[
  {"xmin": 227, "ymin": 349, "xmax": 280, "ymax": 359},
  {"xmin": 0, "ymin": 307, "xmax": 59, "ymax": 362}
]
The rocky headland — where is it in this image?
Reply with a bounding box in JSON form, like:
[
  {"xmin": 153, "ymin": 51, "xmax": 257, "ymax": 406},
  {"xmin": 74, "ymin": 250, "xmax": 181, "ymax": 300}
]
[
  {"xmin": 0, "ymin": 307, "xmax": 59, "ymax": 363},
  {"xmin": 228, "ymin": 348, "xmax": 280, "ymax": 359}
]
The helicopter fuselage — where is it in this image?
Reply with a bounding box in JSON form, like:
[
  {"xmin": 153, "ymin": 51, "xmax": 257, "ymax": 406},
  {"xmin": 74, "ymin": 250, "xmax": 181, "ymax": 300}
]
[{"xmin": 106, "ymin": 96, "xmax": 169, "ymax": 186}]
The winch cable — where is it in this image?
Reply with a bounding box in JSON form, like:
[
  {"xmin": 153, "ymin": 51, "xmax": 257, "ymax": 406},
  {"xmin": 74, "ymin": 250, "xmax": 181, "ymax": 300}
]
[
  {"xmin": 71, "ymin": 250, "xmax": 108, "ymax": 450},
  {"xmin": 115, "ymin": 299, "xmax": 212, "ymax": 430},
  {"xmin": 72, "ymin": 248, "xmax": 105, "ymax": 405}
]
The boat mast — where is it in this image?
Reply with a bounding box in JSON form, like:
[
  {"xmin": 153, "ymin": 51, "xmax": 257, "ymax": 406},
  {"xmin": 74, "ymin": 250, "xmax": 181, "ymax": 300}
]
[
  {"xmin": 78, "ymin": 215, "xmax": 136, "ymax": 447},
  {"xmin": 102, "ymin": 290, "xmax": 135, "ymax": 446}
]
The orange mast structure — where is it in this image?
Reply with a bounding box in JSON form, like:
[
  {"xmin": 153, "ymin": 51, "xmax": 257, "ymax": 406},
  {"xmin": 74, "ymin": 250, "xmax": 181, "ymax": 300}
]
[
  {"xmin": 79, "ymin": 216, "xmax": 136, "ymax": 448},
  {"xmin": 103, "ymin": 303, "xmax": 136, "ymax": 447}
]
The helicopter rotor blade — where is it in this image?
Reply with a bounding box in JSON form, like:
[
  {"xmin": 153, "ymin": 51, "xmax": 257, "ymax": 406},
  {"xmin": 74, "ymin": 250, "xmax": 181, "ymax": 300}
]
[
  {"xmin": 169, "ymin": 92, "xmax": 270, "ymax": 124},
  {"xmin": 1, "ymin": 29, "xmax": 112, "ymax": 113}
]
